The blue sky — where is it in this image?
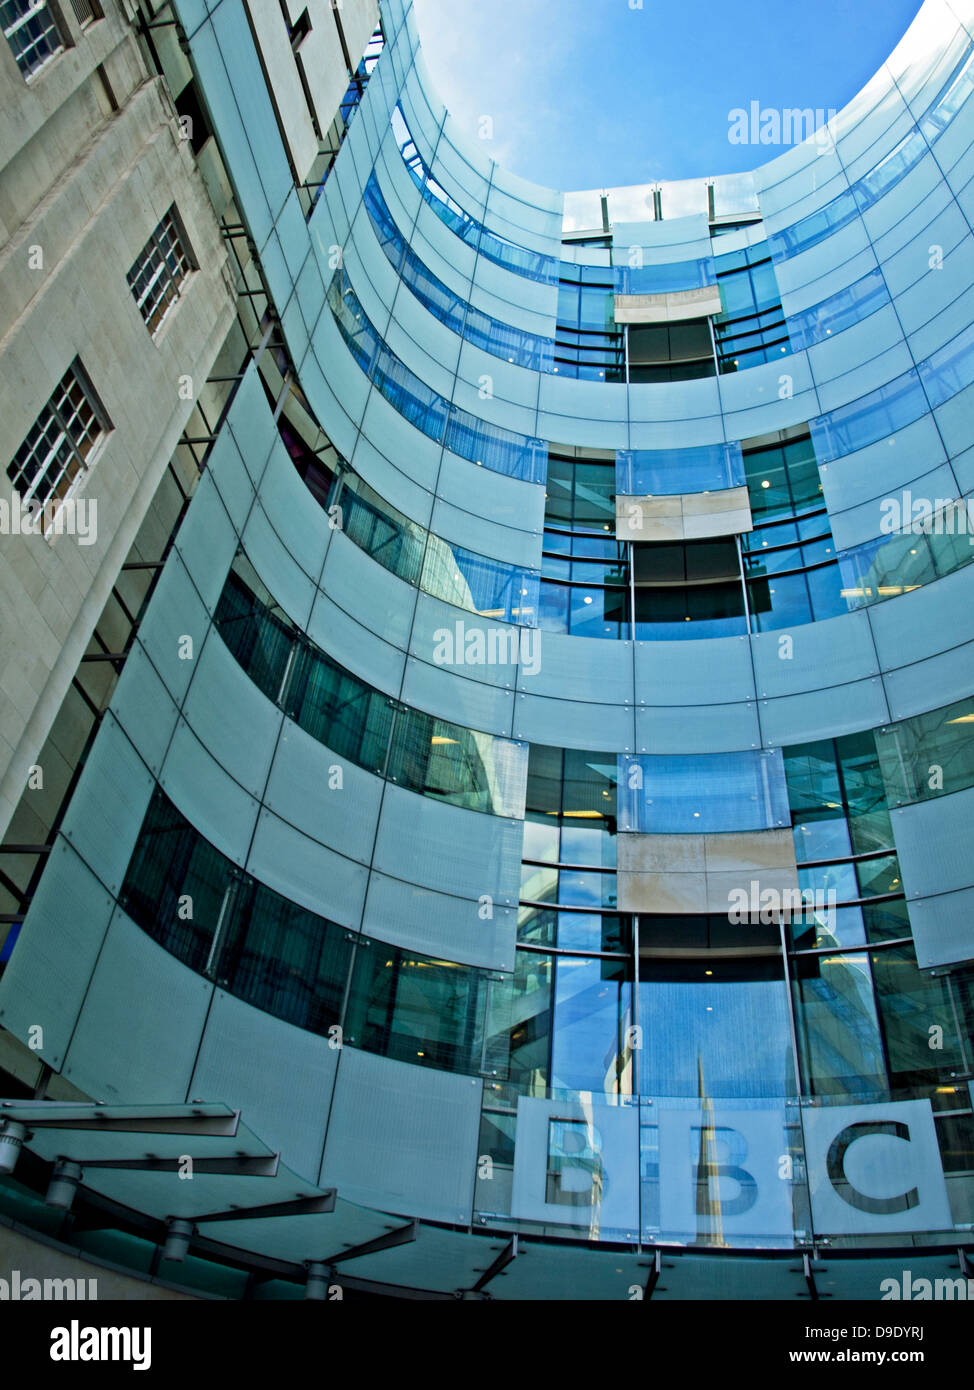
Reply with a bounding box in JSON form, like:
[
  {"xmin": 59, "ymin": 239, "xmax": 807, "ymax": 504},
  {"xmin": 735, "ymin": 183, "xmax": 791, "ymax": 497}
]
[{"xmin": 411, "ymin": 0, "xmax": 926, "ymax": 191}]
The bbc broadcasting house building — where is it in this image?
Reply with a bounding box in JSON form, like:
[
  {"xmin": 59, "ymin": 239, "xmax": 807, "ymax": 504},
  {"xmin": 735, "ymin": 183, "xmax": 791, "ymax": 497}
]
[{"xmin": 2, "ymin": 0, "xmax": 974, "ymax": 1303}]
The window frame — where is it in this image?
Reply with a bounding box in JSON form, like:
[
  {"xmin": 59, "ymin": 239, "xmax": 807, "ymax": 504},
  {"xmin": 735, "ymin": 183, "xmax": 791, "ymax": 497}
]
[
  {"xmin": 126, "ymin": 204, "xmax": 196, "ymax": 338},
  {"xmin": 2, "ymin": 0, "xmax": 65, "ymax": 80},
  {"xmin": 6, "ymin": 357, "xmax": 111, "ymax": 531}
]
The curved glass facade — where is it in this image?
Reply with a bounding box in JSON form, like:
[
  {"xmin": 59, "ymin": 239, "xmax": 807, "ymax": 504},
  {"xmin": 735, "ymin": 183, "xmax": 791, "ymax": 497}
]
[{"xmin": 4, "ymin": 0, "xmax": 974, "ymax": 1300}]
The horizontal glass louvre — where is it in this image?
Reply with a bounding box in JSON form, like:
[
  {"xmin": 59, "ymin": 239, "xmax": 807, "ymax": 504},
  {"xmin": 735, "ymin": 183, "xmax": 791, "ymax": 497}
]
[
  {"xmin": 616, "ymin": 442, "xmax": 744, "ymax": 496},
  {"xmin": 327, "ymin": 267, "xmax": 546, "ymax": 483},
  {"xmin": 213, "ymin": 560, "xmax": 527, "ymax": 817},
  {"xmin": 617, "ymin": 750, "xmax": 791, "ymax": 833}
]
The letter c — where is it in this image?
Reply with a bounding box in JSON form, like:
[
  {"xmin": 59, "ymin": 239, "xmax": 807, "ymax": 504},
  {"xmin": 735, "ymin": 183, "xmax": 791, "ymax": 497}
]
[{"xmin": 826, "ymin": 1121, "xmax": 919, "ymax": 1214}]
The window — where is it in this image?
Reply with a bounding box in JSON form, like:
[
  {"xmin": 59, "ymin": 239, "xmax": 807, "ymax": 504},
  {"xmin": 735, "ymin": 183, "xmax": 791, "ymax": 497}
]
[
  {"xmin": 287, "ymin": 5, "xmax": 310, "ymax": 50},
  {"xmin": 7, "ymin": 359, "xmax": 109, "ymax": 520},
  {"xmin": 126, "ymin": 206, "xmax": 194, "ymax": 335},
  {"xmin": 2, "ymin": 0, "xmax": 63, "ymax": 78},
  {"xmin": 69, "ymin": 0, "xmax": 100, "ymax": 25}
]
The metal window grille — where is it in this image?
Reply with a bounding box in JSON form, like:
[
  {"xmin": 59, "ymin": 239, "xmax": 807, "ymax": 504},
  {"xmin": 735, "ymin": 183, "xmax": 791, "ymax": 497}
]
[{"xmin": 69, "ymin": 0, "xmax": 98, "ymax": 26}]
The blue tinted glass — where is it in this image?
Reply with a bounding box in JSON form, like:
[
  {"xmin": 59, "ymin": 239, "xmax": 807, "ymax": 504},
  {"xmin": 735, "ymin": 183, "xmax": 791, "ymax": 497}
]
[
  {"xmin": 769, "ymin": 188, "xmax": 859, "ymax": 262},
  {"xmin": 920, "ymin": 45, "xmax": 974, "ymax": 141},
  {"xmin": 918, "ymin": 321, "xmax": 974, "ymax": 407},
  {"xmin": 852, "ymin": 129, "xmax": 927, "ymax": 211},
  {"xmin": 364, "ymin": 174, "xmax": 554, "ymax": 370},
  {"xmin": 444, "ymin": 408, "xmax": 547, "ymax": 483},
  {"xmin": 550, "ymin": 956, "xmax": 631, "ymax": 1093},
  {"xmin": 637, "ymin": 962, "xmax": 791, "ymax": 1098},
  {"xmin": 327, "ymin": 269, "xmax": 546, "ymax": 480},
  {"xmin": 617, "ymin": 442, "xmax": 745, "ymax": 495},
  {"xmin": 421, "ymin": 538, "xmax": 540, "ymax": 624},
  {"xmin": 787, "ymin": 268, "xmax": 889, "ymax": 350},
  {"xmin": 618, "ymin": 750, "xmax": 790, "ymax": 833},
  {"xmin": 809, "ymin": 369, "xmax": 929, "ymax": 461},
  {"xmin": 393, "ymin": 109, "xmax": 558, "ymax": 283},
  {"xmin": 748, "ymin": 569, "xmax": 813, "ymax": 631},
  {"xmin": 618, "ymin": 256, "xmax": 716, "ymax": 294}
]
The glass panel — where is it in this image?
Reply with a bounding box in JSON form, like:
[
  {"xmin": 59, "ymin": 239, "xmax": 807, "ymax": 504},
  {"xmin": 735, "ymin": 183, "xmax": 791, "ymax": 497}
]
[
  {"xmin": 619, "ymin": 750, "xmax": 790, "ymax": 833},
  {"xmin": 617, "ymin": 441, "xmax": 744, "ymax": 496},
  {"xmin": 344, "ymin": 940, "xmax": 490, "ymax": 1073},
  {"xmin": 386, "ymin": 707, "xmax": 528, "ymax": 817}
]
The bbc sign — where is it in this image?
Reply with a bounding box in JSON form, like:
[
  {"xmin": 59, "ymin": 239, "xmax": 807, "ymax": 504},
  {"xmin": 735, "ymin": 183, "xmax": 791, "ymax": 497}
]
[{"xmin": 511, "ymin": 1096, "xmax": 951, "ymax": 1240}]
